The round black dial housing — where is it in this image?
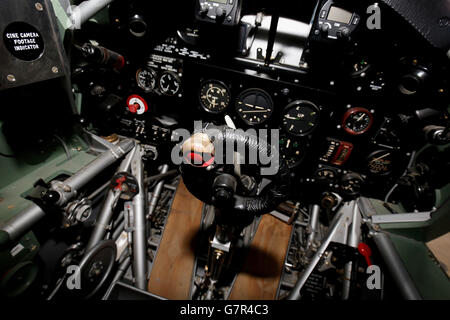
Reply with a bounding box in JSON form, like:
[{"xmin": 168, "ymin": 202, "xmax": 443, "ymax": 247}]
[
  {"xmin": 366, "ymin": 150, "xmax": 393, "ymax": 176},
  {"xmin": 282, "ymin": 100, "xmax": 320, "ymax": 136},
  {"xmin": 279, "ymin": 136, "xmax": 303, "ymax": 168},
  {"xmin": 199, "ymin": 80, "xmax": 230, "ymax": 114},
  {"xmin": 316, "ymin": 168, "xmax": 337, "ymax": 183},
  {"xmin": 159, "ymin": 71, "xmax": 181, "ymax": 96},
  {"xmin": 235, "ymin": 89, "xmax": 274, "ymax": 126},
  {"xmin": 342, "ymin": 107, "xmax": 373, "ymax": 135},
  {"xmin": 136, "ymin": 68, "xmax": 157, "ymax": 92}
]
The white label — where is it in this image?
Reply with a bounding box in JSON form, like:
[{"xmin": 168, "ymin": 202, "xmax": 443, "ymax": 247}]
[{"xmin": 10, "ymin": 243, "xmax": 24, "ymax": 257}]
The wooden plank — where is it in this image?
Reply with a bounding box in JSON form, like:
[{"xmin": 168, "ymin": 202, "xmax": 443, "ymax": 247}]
[
  {"xmin": 427, "ymin": 232, "xmax": 450, "ymax": 277},
  {"xmin": 229, "ymin": 214, "xmax": 292, "ymax": 300},
  {"xmin": 147, "ymin": 180, "xmax": 203, "ymax": 299}
]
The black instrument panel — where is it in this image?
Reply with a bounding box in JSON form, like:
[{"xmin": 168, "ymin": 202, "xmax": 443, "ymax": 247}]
[{"xmin": 75, "ymin": 0, "xmax": 450, "ymax": 201}]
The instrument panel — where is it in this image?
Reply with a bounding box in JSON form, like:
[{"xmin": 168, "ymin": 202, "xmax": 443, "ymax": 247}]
[
  {"xmin": 125, "ymin": 54, "xmax": 410, "ymax": 187},
  {"xmin": 75, "ymin": 0, "xmax": 450, "ymax": 202}
]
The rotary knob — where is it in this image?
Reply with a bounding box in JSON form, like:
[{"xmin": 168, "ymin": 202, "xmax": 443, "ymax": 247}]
[
  {"xmin": 215, "ymin": 7, "xmax": 226, "ymax": 20},
  {"xmin": 337, "ymin": 27, "xmax": 350, "ymax": 41}
]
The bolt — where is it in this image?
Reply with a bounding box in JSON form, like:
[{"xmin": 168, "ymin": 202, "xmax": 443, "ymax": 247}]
[
  {"xmin": 7, "ymin": 74, "xmax": 16, "ymax": 82},
  {"xmin": 63, "ymin": 185, "xmax": 72, "ymax": 193},
  {"xmin": 52, "ymin": 66, "xmax": 59, "ymax": 73},
  {"xmin": 35, "ymin": 2, "xmax": 44, "ymax": 11}
]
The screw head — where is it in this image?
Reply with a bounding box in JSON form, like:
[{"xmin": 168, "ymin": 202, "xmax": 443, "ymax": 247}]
[
  {"xmin": 35, "ymin": 2, "xmax": 43, "ymax": 11},
  {"xmin": 52, "ymin": 66, "xmax": 59, "ymax": 73},
  {"xmin": 7, "ymin": 74, "xmax": 16, "ymax": 82}
]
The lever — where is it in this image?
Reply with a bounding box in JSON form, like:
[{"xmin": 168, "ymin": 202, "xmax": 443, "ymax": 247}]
[{"xmin": 358, "ymin": 242, "xmax": 372, "ymax": 266}]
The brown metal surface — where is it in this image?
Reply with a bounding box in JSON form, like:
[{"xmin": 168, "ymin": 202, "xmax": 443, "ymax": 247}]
[
  {"xmin": 147, "ymin": 180, "xmax": 203, "ymax": 299},
  {"xmin": 229, "ymin": 214, "xmax": 292, "ymax": 300}
]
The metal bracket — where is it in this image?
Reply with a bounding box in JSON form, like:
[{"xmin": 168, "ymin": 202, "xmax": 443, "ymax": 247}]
[
  {"xmin": 211, "ymin": 235, "xmax": 231, "ymax": 253},
  {"xmin": 256, "ymin": 48, "xmax": 283, "ymax": 63}
]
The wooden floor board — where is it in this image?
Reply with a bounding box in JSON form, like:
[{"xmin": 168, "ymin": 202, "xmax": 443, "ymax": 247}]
[
  {"xmin": 427, "ymin": 232, "xmax": 450, "ymax": 277},
  {"xmin": 147, "ymin": 180, "xmax": 203, "ymax": 299},
  {"xmin": 229, "ymin": 214, "xmax": 292, "ymax": 300}
]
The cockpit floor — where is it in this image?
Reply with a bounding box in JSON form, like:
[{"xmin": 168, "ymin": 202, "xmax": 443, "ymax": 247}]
[
  {"xmin": 147, "ymin": 180, "xmax": 203, "ymax": 299},
  {"xmin": 229, "ymin": 214, "xmax": 292, "ymax": 300},
  {"xmin": 147, "ymin": 179, "xmax": 293, "ymax": 300}
]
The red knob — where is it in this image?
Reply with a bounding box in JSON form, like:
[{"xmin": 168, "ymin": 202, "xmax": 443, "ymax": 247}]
[
  {"xmin": 358, "ymin": 242, "xmax": 372, "ymax": 266},
  {"xmin": 129, "ymin": 103, "xmax": 139, "ymax": 114}
]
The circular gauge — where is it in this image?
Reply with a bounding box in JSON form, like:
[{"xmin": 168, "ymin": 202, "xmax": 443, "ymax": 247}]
[
  {"xmin": 282, "ymin": 100, "xmax": 320, "ymax": 136},
  {"xmin": 366, "ymin": 150, "xmax": 393, "ymax": 176},
  {"xmin": 351, "ymin": 58, "xmax": 371, "ymax": 77},
  {"xmin": 315, "ymin": 167, "xmax": 337, "ymax": 183},
  {"xmin": 342, "ymin": 107, "xmax": 373, "ymax": 135},
  {"xmin": 235, "ymin": 88, "xmax": 274, "ymax": 126},
  {"xmin": 279, "ymin": 136, "xmax": 303, "ymax": 168},
  {"xmin": 340, "ymin": 172, "xmax": 364, "ymax": 197},
  {"xmin": 199, "ymin": 80, "xmax": 231, "ymax": 114},
  {"xmin": 136, "ymin": 68, "xmax": 157, "ymax": 92},
  {"xmin": 159, "ymin": 71, "xmax": 181, "ymax": 96}
]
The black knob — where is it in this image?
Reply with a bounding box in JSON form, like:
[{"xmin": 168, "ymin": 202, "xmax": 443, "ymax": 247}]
[
  {"xmin": 320, "ymin": 23, "xmax": 330, "ymax": 36},
  {"xmin": 43, "ymin": 190, "xmax": 60, "ymax": 204},
  {"xmin": 337, "ymin": 27, "xmax": 350, "ymax": 40},
  {"xmin": 215, "ymin": 7, "xmax": 226, "ymax": 20}
]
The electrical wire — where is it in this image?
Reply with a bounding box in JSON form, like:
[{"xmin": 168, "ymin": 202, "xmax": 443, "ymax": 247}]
[
  {"xmin": 384, "ymin": 150, "xmax": 417, "ymax": 203},
  {"xmin": 54, "ymin": 134, "xmax": 72, "ymax": 160}
]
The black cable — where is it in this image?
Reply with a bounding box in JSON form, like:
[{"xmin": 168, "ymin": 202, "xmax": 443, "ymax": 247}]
[
  {"xmin": 54, "ymin": 135, "xmax": 72, "ymax": 160},
  {"xmin": 0, "ymin": 152, "xmax": 15, "ymax": 158}
]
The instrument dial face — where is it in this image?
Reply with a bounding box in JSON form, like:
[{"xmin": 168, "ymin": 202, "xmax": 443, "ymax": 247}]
[
  {"xmin": 136, "ymin": 68, "xmax": 157, "ymax": 92},
  {"xmin": 316, "ymin": 168, "xmax": 337, "ymax": 183},
  {"xmin": 351, "ymin": 58, "xmax": 371, "ymax": 76},
  {"xmin": 342, "ymin": 107, "xmax": 373, "ymax": 135},
  {"xmin": 367, "ymin": 150, "xmax": 393, "ymax": 176},
  {"xmin": 159, "ymin": 71, "xmax": 181, "ymax": 96},
  {"xmin": 340, "ymin": 173, "xmax": 364, "ymax": 196},
  {"xmin": 199, "ymin": 80, "xmax": 230, "ymax": 114},
  {"xmin": 282, "ymin": 100, "xmax": 320, "ymax": 136},
  {"xmin": 235, "ymin": 89, "xmax": 274, "ymax": 126},
  {"xmin": 279, "ymin": 136, "xmax": 303, "ymax": 168}
]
